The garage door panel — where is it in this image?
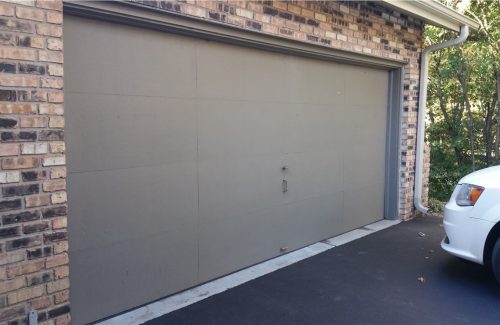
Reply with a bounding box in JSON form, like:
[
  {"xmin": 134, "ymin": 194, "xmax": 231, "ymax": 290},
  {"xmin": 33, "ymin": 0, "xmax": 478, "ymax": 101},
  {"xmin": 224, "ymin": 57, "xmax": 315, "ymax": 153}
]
[
  {"xmin": 283, "ymin": 193, "xmax": 344, "ymax": 245},
  {"xmin": 283, "ymin": 56, "xmax": 346, "ymax": 105},
  {"xmin": 68, "ymin": 161, "xmax": 199, "ymax": 324},
  {"xmin": 198, "ymin": 100, "xmax": 289, "ymax": 160},
  {"xmin": 343, "ymin": 105, "xmax": 387, "ymax": 146},
  {"xmin": 343, "ymin": 100, "xmax": 388, "ymax": 200},
  {"xmin": 198, "ymin": 155, "xmax": 285, "ymax": 221},
  {"xmin": 68, "ymin": 162, "xmax": 198, "ymax": 251},
  {"xmin": 344, "ymin": 68, "xmax": 389, "ymax": 107},
  {"xmin": 197, "ymin": 45, "xmax": 346, "ymax": 105},
  {"xmin": 198, "ymin": 101, "xmax": 345, "ymax": 161},
  {"xmin": 343, "ymin": 186, "xmax": 384, "ymax": 232},
  {"xmin": 287, "ymin": 103, "xmax": 344, "ymax": 153},
  {"xmin": 198, "ymin": 205, "xmax": 287, "ymax": 282},
  {"xmin": 66, "ymin": 94, "xmax": 198, "ymax": 173},
  {"xmin": 344, "ymin": 167, "xmax": 384, "ymax": 194},
  {"xmin": 64, "ymin": 16, "xmax": 197, "ymax": 97},
  {"xmin": 282, "ymin": 151, "xmax": 343, "ymax": 203},
  {"xmin": 196, "ymin": 44, "xmax": 290, "ymax": 102},
  {"xmin": 344, "ymin": 142, "xmax": 385, "ymax": 169},
  {"xmin": 70, "ymin": 231, "xmax": 199, "ymax": 325}
]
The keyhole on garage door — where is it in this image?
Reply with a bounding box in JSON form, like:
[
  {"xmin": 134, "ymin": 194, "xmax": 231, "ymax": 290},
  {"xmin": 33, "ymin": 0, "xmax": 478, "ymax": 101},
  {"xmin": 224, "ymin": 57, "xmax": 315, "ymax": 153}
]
[{"xmin": 282, "ymin": 166, "xmax": 288, "ymax": 193}]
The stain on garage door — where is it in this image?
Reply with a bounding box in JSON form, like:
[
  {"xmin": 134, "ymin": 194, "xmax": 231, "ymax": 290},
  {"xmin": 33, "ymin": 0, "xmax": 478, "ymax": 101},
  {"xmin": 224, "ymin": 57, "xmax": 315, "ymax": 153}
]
[{"xmin": 65, "ymin": 15, "xmax": 389, "ymax": 324}]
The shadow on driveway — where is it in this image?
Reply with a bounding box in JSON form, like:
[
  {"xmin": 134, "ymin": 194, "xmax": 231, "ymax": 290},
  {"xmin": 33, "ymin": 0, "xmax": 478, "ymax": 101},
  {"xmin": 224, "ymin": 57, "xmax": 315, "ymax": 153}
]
[{"xmin": 145, "ymin": 216, "xmax": 500, "ymax": 325}]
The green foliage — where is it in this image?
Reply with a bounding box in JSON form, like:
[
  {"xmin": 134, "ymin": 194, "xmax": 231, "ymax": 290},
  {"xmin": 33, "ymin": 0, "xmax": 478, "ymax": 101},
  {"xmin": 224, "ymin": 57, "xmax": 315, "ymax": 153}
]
[
  {"xmin": 426, "ymin": 0, "xmax": 500, "ymax": 201},
  {"xmin": 429, "ymin": 166, "xmax": 470, "ymax": 201},
  {"xmin": 427, "ymin": 197, "xmax": 446, "ymax": 215}
]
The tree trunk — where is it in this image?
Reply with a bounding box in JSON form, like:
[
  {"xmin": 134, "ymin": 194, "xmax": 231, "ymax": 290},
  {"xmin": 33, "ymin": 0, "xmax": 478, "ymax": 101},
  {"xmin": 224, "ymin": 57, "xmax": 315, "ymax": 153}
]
[
  {"xmin": 458, "ymin": 76, "xmax": 476, "ymax": 171},
  {"xmin": 428, "ymin": 106, "xmax": 435, "ymax": 124},
  {"xmin": 466, "ymin": 101, "xmax": 476, "ymax": 171},
  {"xmin": 484, "ymin": 102, "xmax": 494, "ymax": 166},
  {"xmin": 453, "ymin": 102, "xmax": 465, "ymax": 166},
  {"xmin": 454, "ymin": 147, "xmax": 463, "ymax": 166},
  {"xmin": 434, "ymin": 63, "xmax": 465, "ymax": 166}
]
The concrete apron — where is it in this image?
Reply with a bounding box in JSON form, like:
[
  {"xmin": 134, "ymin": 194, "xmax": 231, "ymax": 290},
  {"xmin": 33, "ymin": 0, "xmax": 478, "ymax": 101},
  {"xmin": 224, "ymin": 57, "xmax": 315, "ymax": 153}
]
[{"xmin": 97, "ymin": 219, "xmax": 401, "ymax": 325}]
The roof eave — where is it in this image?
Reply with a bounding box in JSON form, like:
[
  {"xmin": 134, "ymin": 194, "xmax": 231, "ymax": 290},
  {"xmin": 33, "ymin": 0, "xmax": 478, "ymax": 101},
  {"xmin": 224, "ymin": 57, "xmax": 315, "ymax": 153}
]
[{"xmin": 380, "ymin": 0, "xmax": 480, "ymax": 32}]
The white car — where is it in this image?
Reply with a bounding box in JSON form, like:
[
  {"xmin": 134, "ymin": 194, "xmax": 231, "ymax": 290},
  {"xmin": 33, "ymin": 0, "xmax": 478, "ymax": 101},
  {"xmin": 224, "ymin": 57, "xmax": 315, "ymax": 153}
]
[{"xmin": 441, "ymin": 166, "xmax": 500, "ymax": 282}]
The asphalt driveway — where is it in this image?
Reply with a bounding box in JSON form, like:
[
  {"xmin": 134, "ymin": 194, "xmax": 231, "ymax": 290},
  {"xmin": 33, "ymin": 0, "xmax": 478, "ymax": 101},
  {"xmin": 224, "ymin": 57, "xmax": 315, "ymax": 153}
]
[{"xmin": 145, "ymin": 216, "xmax": 500, "ymax": 325}]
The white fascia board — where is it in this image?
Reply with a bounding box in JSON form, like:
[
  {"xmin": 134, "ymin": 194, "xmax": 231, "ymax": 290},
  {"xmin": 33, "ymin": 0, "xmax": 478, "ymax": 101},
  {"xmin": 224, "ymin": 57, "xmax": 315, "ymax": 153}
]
[{"xmin": 380, "ymin": 0, "xmax": 479, "ymax": 32}]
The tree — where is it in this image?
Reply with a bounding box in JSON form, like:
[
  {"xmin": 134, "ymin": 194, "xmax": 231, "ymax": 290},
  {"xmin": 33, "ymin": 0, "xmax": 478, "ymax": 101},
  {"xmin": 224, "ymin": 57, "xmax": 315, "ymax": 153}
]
[
  {"xmin": 426, "ymin": 0, "xmax": 500, "ymax": 201},
  {"xmin": 466, "ymin": 0, "xmax": 500, "ymax": 161}
]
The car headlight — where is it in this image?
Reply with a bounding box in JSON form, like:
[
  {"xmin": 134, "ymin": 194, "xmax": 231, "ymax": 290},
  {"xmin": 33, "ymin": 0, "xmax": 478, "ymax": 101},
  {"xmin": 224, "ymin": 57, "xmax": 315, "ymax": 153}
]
[{"xmin": 455, "ymin": 184, "xmax": 484, "ymax": 206}]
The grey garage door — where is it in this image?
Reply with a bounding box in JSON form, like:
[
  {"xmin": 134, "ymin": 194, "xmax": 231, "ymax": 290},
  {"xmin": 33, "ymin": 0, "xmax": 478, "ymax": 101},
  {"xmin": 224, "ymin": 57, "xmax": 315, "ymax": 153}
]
[{"xmin": 65, "ymin": 15, "xmax": 389, "ymax": 324}]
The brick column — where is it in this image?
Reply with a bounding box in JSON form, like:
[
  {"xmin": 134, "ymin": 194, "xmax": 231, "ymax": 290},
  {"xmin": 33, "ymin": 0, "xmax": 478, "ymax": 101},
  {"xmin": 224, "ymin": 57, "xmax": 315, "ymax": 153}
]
[{"xmin": 0, "ymin": 1, "xmax": 69, "ymax": 324}]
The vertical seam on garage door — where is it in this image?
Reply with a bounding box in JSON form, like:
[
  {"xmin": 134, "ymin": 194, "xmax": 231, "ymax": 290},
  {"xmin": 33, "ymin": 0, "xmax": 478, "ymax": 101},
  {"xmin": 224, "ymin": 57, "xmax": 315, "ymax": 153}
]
[
  {"xmin": 341, "ymin": 76, "xmax": 346, "ymax": 225},
  {"xmin": 195, "ymin": 44, "xmax": 201, "ymax": 282}
]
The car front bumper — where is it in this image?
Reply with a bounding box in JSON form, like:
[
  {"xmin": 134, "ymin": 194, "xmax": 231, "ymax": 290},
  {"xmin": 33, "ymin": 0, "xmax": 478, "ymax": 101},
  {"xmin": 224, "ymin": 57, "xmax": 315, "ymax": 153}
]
[{"xmin": 441, "ymin": 201, "xmax": 492, "ymax": 265}]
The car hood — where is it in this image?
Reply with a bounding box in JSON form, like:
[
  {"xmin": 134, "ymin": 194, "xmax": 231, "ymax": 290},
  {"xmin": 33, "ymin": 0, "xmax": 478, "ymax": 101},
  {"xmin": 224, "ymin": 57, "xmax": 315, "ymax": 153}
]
[{"xmin": 459, "ymin": 166, "xmax": 500, "ymax": 188}]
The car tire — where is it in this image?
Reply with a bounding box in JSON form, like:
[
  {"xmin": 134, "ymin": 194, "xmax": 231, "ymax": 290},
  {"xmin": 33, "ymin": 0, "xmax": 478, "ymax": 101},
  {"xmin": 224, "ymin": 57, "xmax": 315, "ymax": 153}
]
[{"xmin": 492, "ymin": 238, "xmax": 500, "ymax": 284}]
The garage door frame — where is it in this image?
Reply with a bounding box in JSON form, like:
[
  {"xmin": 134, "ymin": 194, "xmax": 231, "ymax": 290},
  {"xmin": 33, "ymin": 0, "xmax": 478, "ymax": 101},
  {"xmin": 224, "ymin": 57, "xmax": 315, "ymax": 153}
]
[
  {"xmin": 64, "ymin": 0, "xmax": 404, "ymax": 221},
  {"xmin": 63, "ymin": 3, "xmax": 406, "ymax": 324},
  {"xmin": 385, "ymin": 68, "xmax": 404, "ymax": 220}
]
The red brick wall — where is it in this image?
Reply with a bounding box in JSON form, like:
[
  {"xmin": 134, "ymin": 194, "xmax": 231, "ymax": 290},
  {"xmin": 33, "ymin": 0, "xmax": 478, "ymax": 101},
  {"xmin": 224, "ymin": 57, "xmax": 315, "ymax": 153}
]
[{"xmin": 0, "ymin": 1, "xmax": 69, "ymax": 324}]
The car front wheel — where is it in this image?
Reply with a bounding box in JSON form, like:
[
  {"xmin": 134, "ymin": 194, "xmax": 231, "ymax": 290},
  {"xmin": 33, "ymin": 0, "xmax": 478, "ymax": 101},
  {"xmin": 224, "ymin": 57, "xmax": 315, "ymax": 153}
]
[{"xmin": 492, "ymin": 238, "xmax": 500, "ymax": 284}]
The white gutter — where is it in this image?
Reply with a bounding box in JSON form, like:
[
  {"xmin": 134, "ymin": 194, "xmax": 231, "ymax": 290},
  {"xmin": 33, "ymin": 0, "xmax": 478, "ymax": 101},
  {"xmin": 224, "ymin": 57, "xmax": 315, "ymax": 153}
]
[{"xmin": 414, "ymin": 25, "xmax": 470, "ymax": 214}]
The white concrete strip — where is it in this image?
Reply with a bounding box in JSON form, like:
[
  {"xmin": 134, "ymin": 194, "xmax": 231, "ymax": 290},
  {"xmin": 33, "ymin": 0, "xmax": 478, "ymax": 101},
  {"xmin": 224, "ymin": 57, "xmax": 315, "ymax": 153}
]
[
  {"xmin": 322, "ymin": 228, "xmax": 374, "ymax": 246},
  {"xmin": 363, "ymin": 219, "xmax": 401, "ymax": 231},
  {"xmin": 97, "ymin": 219, "xmax": 401, "ymax": 325}
]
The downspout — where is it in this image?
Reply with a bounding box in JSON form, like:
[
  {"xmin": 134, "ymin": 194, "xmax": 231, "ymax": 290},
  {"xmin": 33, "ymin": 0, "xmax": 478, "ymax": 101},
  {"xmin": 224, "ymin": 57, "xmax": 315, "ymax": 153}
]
[{"xmin": 414, "ymin": 25, "xmax": 470, "ymax": 214}]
